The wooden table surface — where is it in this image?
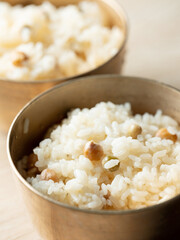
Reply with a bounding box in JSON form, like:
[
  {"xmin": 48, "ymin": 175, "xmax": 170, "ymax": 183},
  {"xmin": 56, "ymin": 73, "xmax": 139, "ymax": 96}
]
[{"xmin": 1, "ymin": 0, "xmax": 180, "ymax": 239}]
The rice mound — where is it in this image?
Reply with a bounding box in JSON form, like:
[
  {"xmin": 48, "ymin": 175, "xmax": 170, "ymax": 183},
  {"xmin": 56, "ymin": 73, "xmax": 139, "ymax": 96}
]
[
  {"xmin": 0, "ymin": 1, "xmax": 124, "ymax": 81},
  {"xmin": 19, "ymin": 102, "xmax": 180, "ymax": 210}
]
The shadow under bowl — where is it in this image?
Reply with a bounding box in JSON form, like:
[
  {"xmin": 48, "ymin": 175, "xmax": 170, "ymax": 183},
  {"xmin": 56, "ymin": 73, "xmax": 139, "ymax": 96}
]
[{"xmin": 7, "ymin": 75, "xmax": 180, "ymax": 240}]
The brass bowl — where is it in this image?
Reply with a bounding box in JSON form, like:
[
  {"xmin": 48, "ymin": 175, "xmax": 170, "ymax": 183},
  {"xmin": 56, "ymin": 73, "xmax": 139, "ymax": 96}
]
[
  {"xmin": 7, "ymin": 75, "xmax": 180, "ymax": 240},
  {"xmin": 0, "ymin": 0, "xmax": 127, "ymax": 133}
]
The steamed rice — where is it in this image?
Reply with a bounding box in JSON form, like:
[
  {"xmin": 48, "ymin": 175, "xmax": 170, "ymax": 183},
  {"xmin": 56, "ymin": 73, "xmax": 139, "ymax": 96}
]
[
  {"xmin": 19, "ymin": 102, "xmax": 180, "ymax": 210},
  {"xmin": 0, "ymin": 1, "xmax": 124, "ymax": 81}
]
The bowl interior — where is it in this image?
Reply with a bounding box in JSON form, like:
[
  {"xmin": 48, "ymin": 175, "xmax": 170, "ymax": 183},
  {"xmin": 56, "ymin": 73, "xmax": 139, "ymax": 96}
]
[{"xmin": 8, "ymin": 75, "xmax": 180, "ymax": 166}]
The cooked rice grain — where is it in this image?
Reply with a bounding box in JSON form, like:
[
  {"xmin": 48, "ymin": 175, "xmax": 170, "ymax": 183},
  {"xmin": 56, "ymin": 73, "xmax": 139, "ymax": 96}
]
[{"xmin": 20, "ymin": 102, "xmax": 180, "ymax": 210}]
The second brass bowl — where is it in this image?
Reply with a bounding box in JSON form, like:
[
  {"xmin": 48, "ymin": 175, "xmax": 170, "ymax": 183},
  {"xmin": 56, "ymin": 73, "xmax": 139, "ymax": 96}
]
[
  {"xmin": 7, "ymin": 75, "xmax": 180, "ymax": 240},
  {"xmin": 0, "ymin": 0, "xmax": 127, "ymax": 133}
]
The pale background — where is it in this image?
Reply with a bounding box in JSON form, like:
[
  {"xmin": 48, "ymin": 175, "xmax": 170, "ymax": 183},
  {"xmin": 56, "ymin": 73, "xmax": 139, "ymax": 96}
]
[
  {"xmin": 121, "ymin": 0, "xmax": 180, "ymax": 88},
  {"xmin": 1, "ymin": 0, "xmax": 180, "ymax": 239}
]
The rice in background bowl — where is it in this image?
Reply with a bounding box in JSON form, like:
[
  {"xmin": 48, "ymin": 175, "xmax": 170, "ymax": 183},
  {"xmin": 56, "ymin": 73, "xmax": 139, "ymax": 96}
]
[
  {"xmin": 0, "ymin": 0, "xmax": 127, "ymax": 133},
  {"xmin": 0, "ymin": 1, "xmax": 124, "ymax": 81}
]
